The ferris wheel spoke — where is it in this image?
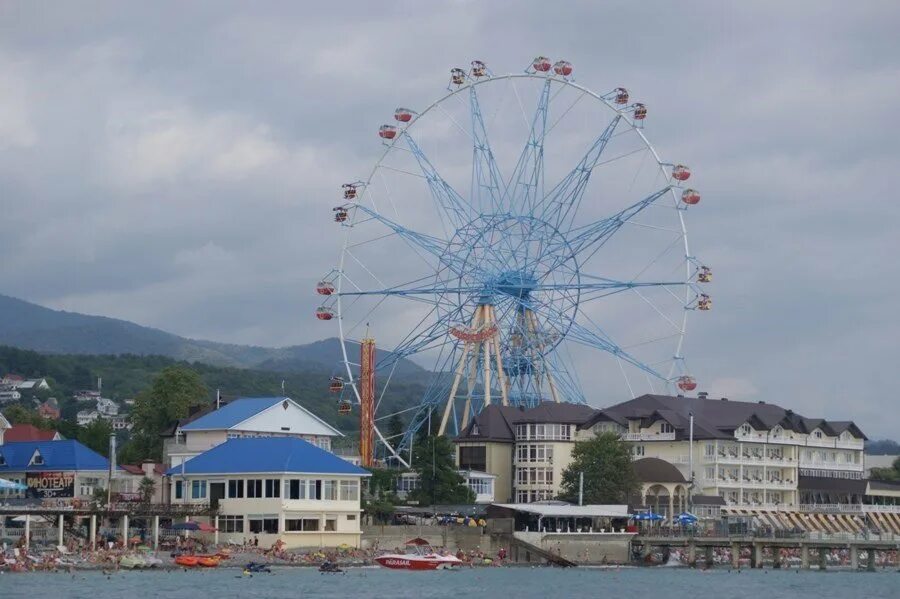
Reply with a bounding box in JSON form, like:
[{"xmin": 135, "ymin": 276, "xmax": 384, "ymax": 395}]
[
  {"xmin": 401, "ymin": 131, "xmax": 471, "ymax": 228},
  {"xmin": 527, "ymin": 301, "xmax": 665, "ymax": 380},
  {"xmin": 538, "ymin": 114, "xmax": 623, "ymax": 228},
  {"xmin": 468, "ymin": 86, "xmax": 506, "ymax": 215},
  {"xmin": 504, "ymin": 78, "xmax": 551, "ymax": 216},
  {"xmin": 562, "ymin": 185, "xmax": 673, "ymax": 261}
]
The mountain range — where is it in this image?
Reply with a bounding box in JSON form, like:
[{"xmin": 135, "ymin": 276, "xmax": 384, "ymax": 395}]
[{"xmin": 0, "ymin": 294, "xmax": 425, "ymax": 376}]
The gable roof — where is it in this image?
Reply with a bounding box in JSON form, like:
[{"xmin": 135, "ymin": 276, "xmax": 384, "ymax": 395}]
[
  {"xmin": 179, "ymin": 397, "xmax": 341, "ymax": 436},
  {"xmin": 581, "ymin": 394, "xmax": 867, "ymax": 441},
  {"xmin": 0, "ymin": 412, "xmax": 10, "ymax": 430},
  {"xmin": 164, "ymin": 437, "xmax": 369, "ymax": 476},
  {"xmin": 457, "ymin": 405, "xmax": 521, "ymax": 442},
  {"xmin": 0, "ymin": 440, "xmax": 111, "ymax": 472},
  {"xmin": 5, "ymin": 424, "xmax": 60, "ymax": 442}
]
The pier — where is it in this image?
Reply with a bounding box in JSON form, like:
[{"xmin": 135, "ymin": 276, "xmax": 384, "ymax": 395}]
[
  {"xmin": 0, "ymin": 502, "xmax": 216, "ymax": 551},
  {"xmin": 632, "ymin": 533, "xmax": 899, "ymax": 570}
]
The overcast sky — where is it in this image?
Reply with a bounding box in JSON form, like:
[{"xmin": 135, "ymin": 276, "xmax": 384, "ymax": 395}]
[{"xmin": 1, "ymin": 2, "xmax": 898, "ymax": 437}]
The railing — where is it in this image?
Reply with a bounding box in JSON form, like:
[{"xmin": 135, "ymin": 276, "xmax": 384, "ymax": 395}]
[
  {"xmin": 709, "ymin": 454, "xmax": 794, "ymax": 467},
  {"xmin": 798, "ymin": 459, "xmax": 863, "ymax": 471},
  {"xmin": 622, "ymin": 432, "xmax": 675, "ymax": 441}
]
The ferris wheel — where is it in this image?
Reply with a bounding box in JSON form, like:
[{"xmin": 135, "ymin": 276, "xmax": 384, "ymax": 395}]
[{"xmin": 316, "ymin": 57, "xmax": 711, "ymax": 465}]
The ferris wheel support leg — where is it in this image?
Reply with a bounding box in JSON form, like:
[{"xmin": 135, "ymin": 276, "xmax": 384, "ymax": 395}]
[
  {"xmin": 488, "ymin": 305, "xmax": 510, "ymax": 406},
  {"xmin": 439, "ymin": 340, "xmax": 472, "ymax": 436},
  {"xmin": 442, "ymin": 305, "xmax": 482, "ymax": 435},
  {"xmin": 482, "ymin": 312, "xmax": 492, "ymax": 409},
  {"xmin": 526, "ymin": 309, "xmax": 561, "ymax": 403}
]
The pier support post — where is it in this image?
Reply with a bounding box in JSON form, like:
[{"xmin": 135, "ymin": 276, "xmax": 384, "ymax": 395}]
[
  {"xmin": 24, "ymin": 514, "xmax": 30, "ymax": 551},
  {"xmin": 687, "ymin": 542, "xmax": 696, "ymax": 566},
  {"xmin": 850, "ymin": 546, "xmax": 858, "ymax": 570},
  {"xmin": 214, "ymin": 515, "xmax": 219, "ymax": 546},
  {"xmin": 731, "ymin": 542, "xmax": 741, "ymax": 569},
  {"xmin": 773, "ymin": 548, "xmax": 782, "ymax": 569},
  {"xmin": 818, "ymin": 547, "xmax": 827, "ymax": 571},
  {"xmin": 58, "ymin": 514, "xmax": 65, "ymax": 547},
  {"xmin": 751, "ymin": 543, "xmax": 762, "ymax": 569},
  {"xmin": 800, "ymin": 544, "xmax": 809, "ymax": 569},
  {"xmin": 704, "ymin": 545, "xmax": 713, "ymax": 566},
  {"xmin": 866, "ymin": 549, "xmax": 876, "ymax": 572},
  {"xmin": 90, "ymin": 514, "xmax": 97, "ymax": 550},
  {"xmin": 122, "ymin": 514, "xmax": 129, "ymax": 547}
]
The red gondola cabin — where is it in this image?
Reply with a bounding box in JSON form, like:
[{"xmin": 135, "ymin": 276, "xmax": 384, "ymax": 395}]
[
  {"xmin": 553, "ymin": 60, "xmax": 573, "ymax": 77},
  {"xmin": 697, "ymin": 266, "xmax": 712, "ymax": 283},
  {"xmin": 672, "ymin": 165, "xmax": 691, "ymax": 181},
  {"xmin": 316, "ymin": 281, "xmax": 335, "ymax": 295},
  {"xmin": 316, "ymin": 307, "xmax": 335, "ymax": 321},
  {"xmin": 334, "ymin": 209, "xmax": 348, "ymax": 223},
  {"xmin": 677, "ymin": 376, "xmax": 697, "ymax": 392},
  {"xmin": 470, "ymin": 60, "xmax": 487, "ymax": 78},
  {"xmin": 532, "ymin": 56, "xmax": 552, "ymax": 72},
  {"xmin": 379, "ymin": 125, "xmax": 397, "ymax": 140},
  {"xmin": 394, "ymin": 108, "xmax": 415, "ymax": 123},
  {"xmin": 681, "ymin": 189, "xmax": 701, "ymax": 205},
  {"xmin": 632, "ymin": 103, "xmax": 647, "ymax": 120},
  {"xmin": 697, "ymin": 294, "xmax": 712, "ymax": 311},
  {"xmin": 450, "ymin": 68, "xmax": 466, "ymax": 86},
  {"xmin": 338, "ymin": 400, "xmax": 352, "ymax": 415},
  {"xmin": 329, "ymin": 376, "xmax": 344, "ymax": 392},
  {"xmin": 614, "ymin": 88, "xmax": 629, "ymax": 105},
  {"xmin": 342, "ymin": 183, "xmax": 358, "ymax": 200}
]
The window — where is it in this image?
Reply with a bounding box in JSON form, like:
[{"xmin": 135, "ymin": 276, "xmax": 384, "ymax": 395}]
[
  {"xmin": 265, "ymin": 479, "xmax": 281, "ymax": 498},
  {"xmin": 79, "ymin": 477, "xmax": 101, "ymax": 497},
  {"xmin": 660, "ymin": 422, "xmax": 675, "ymax": 434},
  {"xmin": 175, "ymin": 481, "xmax": 183, "ymax": 500},
  {"xmin": 220, "ymin": 515, "xmax": 244, "ymax": 533},
  {"xmin": 247, "ymin": 479, "xmax": 263, "ymax": 498},
  {"xmin": 813, "ymin": 430, "xmax": 823, "ymax": 439},
  {"xmin": 705, "ymin": 467, "xmax": 715, "ymax": 480},
  {"xmin": 468, "ymin": 478, "xmax": 493, "ymax": 496},
  {"xmin": 248, "ymin": 515, "xmax": 279, "ymax": 534},
  {"xmin": 738, "ymin": 424, "xmax": 752, "ymax": 436},
  {"xmin": 228, "ymin": 479, "xmax": 244, "ymax": 498},
  {"xmin": 322, "ymin": 480, "xmax": 337, "ymax": 501},
  {"xmin": 339, "ymin": 480, "xmax": 359, "ymax": 501},
  {"xmin": 633, "ymin": 445, "xmax": 645, "ymax": 457},
  {"xmin": 286, "ymin": 517, "xmax": 320, "ymax": 532},
  {"xmin": 458, "ymin": 446, "xmax": 487, "ymax": 471},
  {"xmin": 347, "ymin": 514, "xmax": 356, "ymax": 521},
  {"xmin": 288, "ymin": 479, "xmax": 307, "ymax": 500},
  {"xmin": 705, "ymin": 442, "xmax": 715, "ymax": 457},
  {"xmin": 191, "ymin": 480, "xmax": 207, "ymax": 499},
  {"xmin": 324, "ymin": 518, "xmax": 337, "ymax": 531},
  {"xmin": 29, "ymin": 450, "xmax": 44, "ymax": 466}
]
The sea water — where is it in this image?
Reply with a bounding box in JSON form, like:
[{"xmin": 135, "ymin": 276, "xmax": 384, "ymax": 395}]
[{"xmin": 1, "ymin": 566, "xmax": 898, "ymax": 598}]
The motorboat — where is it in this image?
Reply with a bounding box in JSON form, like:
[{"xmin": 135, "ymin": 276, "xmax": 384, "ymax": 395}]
[
  {"xmin": 197, "ymin": 556, "xmax": 220, "ymax": 567},
  {"xmin": 120, "ymin": 554, "xmax": 147, "ymax": 569},
  {"xmin": 375, "ymin": 538, "xmax": 463, "ymax": 571}
]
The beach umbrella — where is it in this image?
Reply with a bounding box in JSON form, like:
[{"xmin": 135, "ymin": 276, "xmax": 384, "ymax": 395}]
[
  {"xmin": 170, "ymin": 522, "xmax": 200, "ymax": 531},
  {"xmin": 631, "ymin": 512, "xmax": 664, "ymax": 521},
  {"xmin": 676, "ymin": 512, "xmax": 698, "ymax": 524},
  {"xmin": 0, "ymin": 478, "xmax": 26, "ymax": 491},
  {"xmin": 196, "ymin": 522, "xmax": 217, "ymax": 532}
]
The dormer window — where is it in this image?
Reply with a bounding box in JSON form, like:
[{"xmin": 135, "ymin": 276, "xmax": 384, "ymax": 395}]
[
  {"xmin": 29, "ymin": 450, "xmax": 44, "ymax": 466},
  {"xmin": 738, "ymin": 424, "xmax": 752, "ymax": 436},
  {"xmin": 471, "ymin": 423, "xmax": 480, "ymax": 436},
  {"xmin": 772, "ymin": 426, "xmax": 782, "ymax": 437},
  {"xmin": 813, "ymin": 430, "xmax": 823, "ymax": 439},
  {"xmin": 660, "ymin": 422, "xmax": 675, "ymax": 434}
]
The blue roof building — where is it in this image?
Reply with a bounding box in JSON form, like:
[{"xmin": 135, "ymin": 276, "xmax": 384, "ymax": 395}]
[
  {"xmin": 164, "ymin": 396, "xmax": 343, "ymax": 470},
  {"xmin": 0, "ymin": 439, "xmax": 112, "ymax": 501},
  {"xmin": 164, "ymin": 437, "xmax": 368, "ymax": 477},
  {"xmin": 164, "ymin": 437, "xmax": 369, "ymax": 550}
]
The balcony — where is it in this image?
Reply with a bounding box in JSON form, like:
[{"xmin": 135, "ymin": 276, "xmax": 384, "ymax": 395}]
[
  {"xmin": 799, "ymin": 458, "xmax": 864, "ymax": 471},
  {"xmin": 622, "ymin": 432, "xmax": 675, "ymax": 442}
]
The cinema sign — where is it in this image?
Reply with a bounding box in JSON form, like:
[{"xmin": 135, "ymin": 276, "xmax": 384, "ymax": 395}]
[{"xmin": 26, "ymin": 471, "xmax": 75, "ymax": 498}]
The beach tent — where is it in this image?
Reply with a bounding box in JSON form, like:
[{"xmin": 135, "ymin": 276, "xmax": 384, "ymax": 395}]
[{"xmin": 0, "ymin": 478, "xmax": 27, "ymax": 491}]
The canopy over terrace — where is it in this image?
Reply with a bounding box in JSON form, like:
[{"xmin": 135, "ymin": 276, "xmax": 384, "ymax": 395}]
[{"xmin": 488, "ymin": 503, "xmax": 629, "ymax": 533}]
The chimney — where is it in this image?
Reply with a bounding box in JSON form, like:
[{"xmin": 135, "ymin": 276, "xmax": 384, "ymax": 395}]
[{"xmin": 141, "ymin": 460, "xmax": 155, "ymax": 477}]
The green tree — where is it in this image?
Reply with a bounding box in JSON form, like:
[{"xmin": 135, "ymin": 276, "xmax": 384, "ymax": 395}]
[
  {"xmin": 559, "ymin": 431, "xmax": 639, "ymax": 504},
  {"xmin": 387, "ymin": 414, "xmax": 404, "ymax": 444},
  {"xmin": 870, "ymin": 456, "xmax": 900, "ymax": 482},
  {"xmin": 78, "ymin": 418, "xmax": 113, "ymax": 456},
  {"xmin": 139, "ymin": 477, "xmax": 157, "ymax": 504},
  {"xmin": 409, "ymin": 435, "xmax": 474, "ymax": 505},
  {"xmin": 126, "ymin": 366, "xmax": 209, "ymax": 461}
]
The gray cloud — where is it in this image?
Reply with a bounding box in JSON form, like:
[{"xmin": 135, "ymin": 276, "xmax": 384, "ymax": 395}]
[{"xmin": 1, "ymin": 1, "xmax": 899, "ymax": 436}]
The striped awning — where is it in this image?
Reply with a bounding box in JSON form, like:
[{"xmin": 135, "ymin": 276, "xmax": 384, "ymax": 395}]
[{"xmin": 722, "ymin": 508, "xmax": 878, "ymax": 534}]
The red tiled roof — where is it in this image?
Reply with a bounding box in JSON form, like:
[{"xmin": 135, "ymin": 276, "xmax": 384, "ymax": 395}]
[
  {"xmin": 120, "ymin": 463, "xmax": 165, "ymax": 477},
  {"xmin": 5, "ymin": 424, "xmax": 58, "ymax": 442}
]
